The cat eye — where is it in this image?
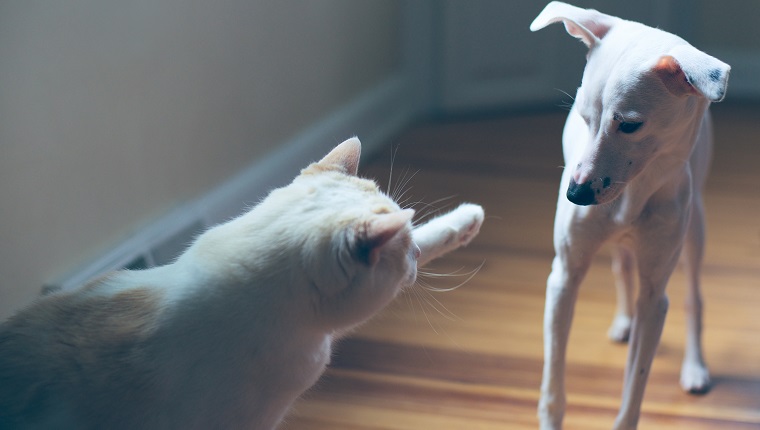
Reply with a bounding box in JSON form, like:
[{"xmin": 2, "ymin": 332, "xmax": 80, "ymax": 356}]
[{"xmin": 618, "ymin": 121, "xmax": 643, "ymax": 134}]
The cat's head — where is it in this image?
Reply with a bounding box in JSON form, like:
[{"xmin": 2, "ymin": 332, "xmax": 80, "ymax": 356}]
[{"xmin": 271, "ymin": 138, "xmax": 419, "ymax": 329}]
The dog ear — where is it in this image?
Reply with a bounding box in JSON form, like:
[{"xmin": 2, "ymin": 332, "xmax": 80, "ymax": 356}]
[
  {"xmin": 530, "ymin": 1, "xmax": 616, "ymax": 48},
  {"xmin": 654, "ymin": 45, "xmax": 730, "ymax": 102}
]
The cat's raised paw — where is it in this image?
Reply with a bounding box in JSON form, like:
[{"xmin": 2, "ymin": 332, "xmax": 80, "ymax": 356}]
[
  {"xmin": 445, "ymin": 203, "xmax": 485, "ymax": 247},
  {"xmin": 412, "ymin": 203, "xmax": 484, "ymax": 266}
]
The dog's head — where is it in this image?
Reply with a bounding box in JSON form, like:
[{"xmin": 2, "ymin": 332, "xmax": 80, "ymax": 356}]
[{"xmin": 531, "ymin": 2, "xmax": 730, "ymax": 205}]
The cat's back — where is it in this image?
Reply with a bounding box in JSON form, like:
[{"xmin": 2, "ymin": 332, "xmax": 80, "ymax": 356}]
[{"xmin": 0, "ymin": 271, "xmax": 169, "ymax": 429}]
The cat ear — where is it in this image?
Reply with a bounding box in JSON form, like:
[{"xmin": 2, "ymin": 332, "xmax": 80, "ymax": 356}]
[
  {"xmin": 317, "ymin": 137, "xmax": 361, "ymax": 176},
  {"xmin": 530, "ymin": 1, "xmax": 616, "ymax": 49},
  {"xmin": 358, "ymin": 209, "xmax": 414, "ymax": 266},
  {"xmin": 654, "ymin": 46, "xmax": 730, "ymax": 102}
]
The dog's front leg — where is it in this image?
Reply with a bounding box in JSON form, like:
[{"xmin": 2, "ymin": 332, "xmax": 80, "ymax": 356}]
[
  {"xmin": 613, "ymin": 232, "xmax": 684, "ymax": 429},
  {"xmin": 539, "ymin": 239, "xmax": 595, "ymax": 430}
]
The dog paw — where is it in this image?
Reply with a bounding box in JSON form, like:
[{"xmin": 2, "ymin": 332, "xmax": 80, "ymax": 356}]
[
  {"xmin": 607, "ymin": 314, "xmax": 632, "ymax": 343},
  {"xmin": 680, "ymin": 360, "xmax": 711, "ymax": 394},
  {"xmin": 538, "ymin": 396, "xmax": 564, "ymax": 430}
]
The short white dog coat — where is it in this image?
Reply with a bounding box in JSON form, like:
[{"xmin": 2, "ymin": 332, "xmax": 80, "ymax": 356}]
[{"xmin": 530, "ymin": 2, "xmax": 729, "ymax": 429}]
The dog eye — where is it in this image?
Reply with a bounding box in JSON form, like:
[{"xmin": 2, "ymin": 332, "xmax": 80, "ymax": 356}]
[{"xmin": 618, "ymin": 121, "xmax": 643, "ymax": 134}]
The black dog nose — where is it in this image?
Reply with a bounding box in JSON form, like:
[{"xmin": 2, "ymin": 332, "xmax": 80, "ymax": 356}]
[{"xmin": 567, "ymin": 179, "xmax": 596, "ymax": 205}]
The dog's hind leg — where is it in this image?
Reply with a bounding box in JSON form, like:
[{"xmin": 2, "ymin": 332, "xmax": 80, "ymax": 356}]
[
  {"xmin": 680, "ymin": 195, "xmax": 711, "ymax": 394},
  {"xmin": 609, "ymin": 245, "xmax": 636, "ymax": 343}
]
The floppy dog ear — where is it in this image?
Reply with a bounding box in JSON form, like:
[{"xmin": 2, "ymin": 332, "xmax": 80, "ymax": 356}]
[
  {"xmin": 654, "ymin": 45, "xmax": 730, "ymax": 102},
  {"xmin": 530, "ymin": 1, "xmax": 616, "ymax": 48}
]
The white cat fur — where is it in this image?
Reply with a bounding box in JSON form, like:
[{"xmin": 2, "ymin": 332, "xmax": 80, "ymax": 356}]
[{"xmin": 0, "ymin": 137, "xmax": 484, "ymax": 430}]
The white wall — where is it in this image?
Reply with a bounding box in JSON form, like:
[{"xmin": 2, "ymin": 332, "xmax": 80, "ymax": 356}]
[{"xmin": 0, "ymin": 0, "xmax": 418, "ymax": 319}]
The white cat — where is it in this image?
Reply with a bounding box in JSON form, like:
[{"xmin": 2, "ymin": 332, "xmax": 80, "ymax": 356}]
[{"xmin": 0, "ymin": 137, "xmax": 484, "ymax": 430}]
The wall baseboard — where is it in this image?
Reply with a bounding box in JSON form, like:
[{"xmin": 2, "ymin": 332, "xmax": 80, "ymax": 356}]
[{"xmin": 46, "ymin": 73, "xmax": 424, "ymax": 293}]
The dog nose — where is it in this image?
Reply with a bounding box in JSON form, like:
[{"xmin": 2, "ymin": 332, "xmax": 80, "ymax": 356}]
[{"xmin": 567, "ymin": 179, "xmax": 596, "ymax": 205}]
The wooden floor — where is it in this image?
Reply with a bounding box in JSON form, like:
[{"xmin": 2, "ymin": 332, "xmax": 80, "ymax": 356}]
[{"xmin": 281, "ymin": 104, "xmax": 760, "ymax": 429}]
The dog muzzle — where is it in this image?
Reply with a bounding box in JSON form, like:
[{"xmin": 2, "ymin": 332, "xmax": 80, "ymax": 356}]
[{"xmin": 567, "ymin": 179, "xmax": 597, "ymax": 205}]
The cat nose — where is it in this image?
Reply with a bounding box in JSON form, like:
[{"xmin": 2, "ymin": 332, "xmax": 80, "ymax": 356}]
[{"xmin": 412, "ymin": 243, "xmax": 421, "ymax": 259}]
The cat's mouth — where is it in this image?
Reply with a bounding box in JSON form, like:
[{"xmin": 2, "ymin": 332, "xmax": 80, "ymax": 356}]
[
  {"xmin": 403, "ymin": 247, "xmax": 420, "ymax": 287},
  {"xmin": 406, "ymin": 242, "xmax": 421, "ymax": 285},
  {"xmin": 405, "ymin": 267, "xmax": 418, "ymax": 288}
]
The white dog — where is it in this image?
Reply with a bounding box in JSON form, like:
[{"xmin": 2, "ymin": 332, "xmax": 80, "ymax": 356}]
[{"xmin": 530, "ymin": 2, "xmax": 730, "ymax": 429}]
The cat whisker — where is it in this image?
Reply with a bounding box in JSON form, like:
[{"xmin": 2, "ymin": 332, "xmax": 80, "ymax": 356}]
[
  {"xmin": 402, "ymin": 192, "xmax": 454, "ymax": 216},
  {"xmin": 408, "ymin": 283, "xmax": 441, "ymax": 335},
  {"xmin": 554, "ymin": 88, "xmax": 576, "ymax": 112},
  {"xmin": 383, "ymin": 153, "xmax": 459, "ymax": 227},
  {"xmin": 409, "ymin": 196, "xmax": 457, "ymax": 227},
  {"xmin": 389, "ymin": 165, "xmax": 408, "ymax": 199},
  {"xmin": 407, "ymin": 261, "xmax": 485, "ymax": 330},
  {"xmin": 391, "ymin": 168, "xmax": 420, "ymax": 202},
  {"xmin": 387, "ymin": 144, "xmax": 401, "ymax": 195},
  {"xmin": 393, "ymin": 183, "xmax": 416, "ymax": 207},
  {"xmin": 401, "ymin": 283, "xmax": 425, "ymax": 325},
  {"xmin": 407, "ymin": 284, "xmax": 467, "ymax": 350},
  {"xmin": 413, "ymin": 280, "xmax": 462, "ymax": 322},
  {"xmin": 555, "ymin": 87, "xmax": 576, "ymax": 101},
  {"xmin": 412, "ymin": 205, "xmax": 455, "ymax": 228},
  {"xmin": 417, "ymin": 261, "xmax": 484, "ymax": 293},
  {"xmin": 396, "ymin": 194, "xmax": 417, "ymax": 209}
]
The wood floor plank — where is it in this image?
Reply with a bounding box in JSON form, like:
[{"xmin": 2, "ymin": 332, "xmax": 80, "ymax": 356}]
[{"xmin": 281, "ymin": 104, "xmax": 760, "ymax": 429}]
